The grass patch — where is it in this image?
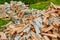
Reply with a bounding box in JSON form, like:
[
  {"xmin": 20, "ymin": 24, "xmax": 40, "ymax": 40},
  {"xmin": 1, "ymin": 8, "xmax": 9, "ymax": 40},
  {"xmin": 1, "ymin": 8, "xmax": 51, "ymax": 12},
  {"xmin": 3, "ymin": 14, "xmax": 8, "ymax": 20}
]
[
  {"xmin": 0, "ymin": 19, "xmax": 11, "ymax": 30},
  {"xmin": 29, "ymin": 1, "xmax": 50, "ymax": 10},
  {"xmin": 29, "ymin": 0, "xmax": 60, "ymax": 10},
  {"xmin": 52, "ymin": 0, "xmax": 60, "ymax": 5}
]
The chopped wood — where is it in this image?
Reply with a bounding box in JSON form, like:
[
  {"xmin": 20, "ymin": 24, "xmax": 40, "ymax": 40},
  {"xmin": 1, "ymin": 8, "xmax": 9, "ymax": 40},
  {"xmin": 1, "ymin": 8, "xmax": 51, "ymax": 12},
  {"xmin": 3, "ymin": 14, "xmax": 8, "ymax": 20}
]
[{"xmin": 0, "ymin": 1, "xmax": 60, "ymax": 40}]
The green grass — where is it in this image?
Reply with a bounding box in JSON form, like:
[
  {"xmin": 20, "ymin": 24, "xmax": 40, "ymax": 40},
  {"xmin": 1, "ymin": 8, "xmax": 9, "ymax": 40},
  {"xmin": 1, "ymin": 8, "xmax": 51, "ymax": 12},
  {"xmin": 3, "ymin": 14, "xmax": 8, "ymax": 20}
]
[
  {"xmin": 29, "ymin": 1, "xmax": 50, "ymax": 10},
  {"xmin": 52, "ymin": 0, "xmax": 60, "ymax": 5},
  {"xmin": 0, "ymin": 19, "xmax": 11, "ymax": 30},
  {"xmin": 29, "ymin": 0, "xmax": 60, "ymax": 10}
]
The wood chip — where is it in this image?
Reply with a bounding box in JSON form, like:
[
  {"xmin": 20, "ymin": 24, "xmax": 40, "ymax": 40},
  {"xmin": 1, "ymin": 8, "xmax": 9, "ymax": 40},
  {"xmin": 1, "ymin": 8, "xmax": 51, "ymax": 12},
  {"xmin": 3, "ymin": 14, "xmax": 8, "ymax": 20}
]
[
  {"xmin": 43, "ymin": 36, "xmax": 50, "ymax": 40},
  {"xmin": 0, "ymin": 32, "xmax": 7, "ymax": 40},
  {"xmin": 41, "ymin": 33, "xmax": 57, "ymax": 38}
]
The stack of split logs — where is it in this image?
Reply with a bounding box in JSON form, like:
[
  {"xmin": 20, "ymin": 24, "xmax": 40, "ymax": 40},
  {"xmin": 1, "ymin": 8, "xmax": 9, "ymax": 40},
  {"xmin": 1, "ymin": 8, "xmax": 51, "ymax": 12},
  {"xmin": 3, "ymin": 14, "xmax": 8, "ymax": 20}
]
[{"xmin": 0, "ymin": 1, "xmax": 60, "ymax": 40}]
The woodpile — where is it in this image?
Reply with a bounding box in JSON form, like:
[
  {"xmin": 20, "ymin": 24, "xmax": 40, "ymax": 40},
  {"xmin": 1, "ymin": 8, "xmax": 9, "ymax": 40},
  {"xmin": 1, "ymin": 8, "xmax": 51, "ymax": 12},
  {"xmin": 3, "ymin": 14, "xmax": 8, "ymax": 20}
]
[{"xmin": 0, "ymin": 1, "xmax": 60, "ymax": 40}]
